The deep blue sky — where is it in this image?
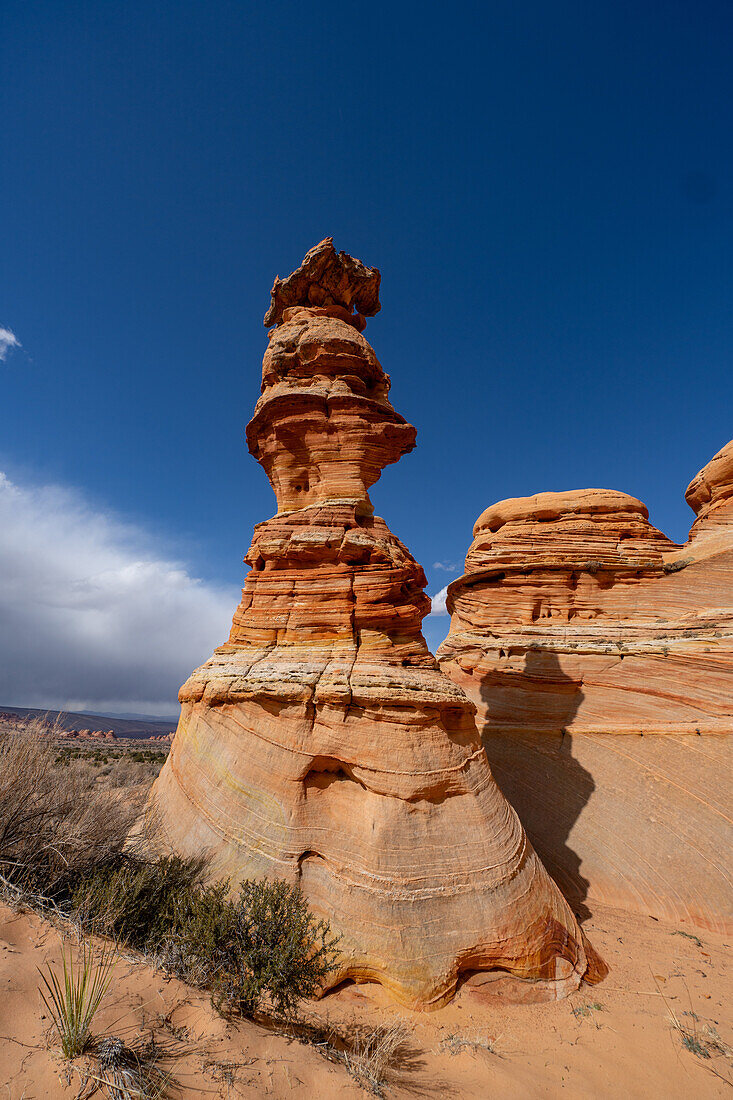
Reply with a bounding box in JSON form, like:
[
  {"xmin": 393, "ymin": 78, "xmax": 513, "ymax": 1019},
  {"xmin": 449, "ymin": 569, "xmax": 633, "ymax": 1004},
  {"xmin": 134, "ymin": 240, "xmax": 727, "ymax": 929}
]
[{"xmin": 2, "ymin": 0, "xmax": 732, "ymax": 683}]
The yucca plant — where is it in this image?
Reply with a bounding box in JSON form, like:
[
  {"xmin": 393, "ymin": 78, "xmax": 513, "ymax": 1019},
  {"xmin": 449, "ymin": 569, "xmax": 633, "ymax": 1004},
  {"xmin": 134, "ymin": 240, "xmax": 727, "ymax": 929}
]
[{"xmin": 38, "ymin": 941, "xmax": 115, "ymax": 1057}]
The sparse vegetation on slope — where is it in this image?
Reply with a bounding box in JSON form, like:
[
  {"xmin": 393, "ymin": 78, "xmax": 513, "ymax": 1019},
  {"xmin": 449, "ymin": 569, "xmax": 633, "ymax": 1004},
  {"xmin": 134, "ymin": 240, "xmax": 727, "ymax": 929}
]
[
  {"xmin": 0, "ymin": 724, "xmax": 143, "ymax": 902},
  {"xmin": 1, "ymin": 722, "xmax": 412, "ymax": 1096},
  {"xmin": 2, "ymin": 722, "xmax": 340, "ymax": 1032},
  {"xmin": 74, "ymin": 861, "xmax": 340, "ymax": 1019},
  {"xmin": 72, "ymin": 853, "xmax": 207, "ymax": 952}
]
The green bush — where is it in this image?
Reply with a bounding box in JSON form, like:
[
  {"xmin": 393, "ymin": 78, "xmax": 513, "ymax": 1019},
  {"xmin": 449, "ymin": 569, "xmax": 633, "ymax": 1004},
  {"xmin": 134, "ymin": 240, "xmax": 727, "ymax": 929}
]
[
  {"xmin": 72, "ymin": 854, "xmax": 205, "ymax": 951},
  {"xmin": 74, "ymin": 860, "xmax": 340, "ymax": 1020},
  {"xmin": 174, "ymin": 877, "xmax": 340, "ymax": 1018}
]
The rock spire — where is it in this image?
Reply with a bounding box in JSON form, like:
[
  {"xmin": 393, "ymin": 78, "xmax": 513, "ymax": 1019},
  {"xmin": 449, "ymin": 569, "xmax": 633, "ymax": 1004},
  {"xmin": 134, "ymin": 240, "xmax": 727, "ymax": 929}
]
[{"xmin": 146, "ymin": 241, "xmax": 598, "ymax": 1007}]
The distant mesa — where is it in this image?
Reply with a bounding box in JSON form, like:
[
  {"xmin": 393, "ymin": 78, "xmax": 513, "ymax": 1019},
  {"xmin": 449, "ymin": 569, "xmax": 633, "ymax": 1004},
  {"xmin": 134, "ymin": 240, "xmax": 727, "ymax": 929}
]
[
  {"xmin": 0, "ymin": 712, "xmax": 117, "ymax": 740},
  {"xmin": 145, "ymin": 240, "xmax": 601, "ymax": 1009},
  {"xmin": 66, "ymin": 727, "xmax": 116, "ymax": 741},
  {"xmin": 438, "ymin": 439, "xmax": 733, "ymax": 934},
  {"xmin": 0, "ymin": 707, "xmax": 176, "ymax": 742}
]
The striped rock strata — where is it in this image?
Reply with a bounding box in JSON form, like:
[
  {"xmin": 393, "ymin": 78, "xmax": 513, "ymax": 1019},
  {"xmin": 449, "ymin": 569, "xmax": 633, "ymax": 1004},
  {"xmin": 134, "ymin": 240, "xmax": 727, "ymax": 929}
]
[
  {"xmin": 437, "ymin": 442, "xmax": 733, "ymax": 933},
  {"xmin": 147, "ymin": 239, "xmax": 598, "ymax": 1008}
]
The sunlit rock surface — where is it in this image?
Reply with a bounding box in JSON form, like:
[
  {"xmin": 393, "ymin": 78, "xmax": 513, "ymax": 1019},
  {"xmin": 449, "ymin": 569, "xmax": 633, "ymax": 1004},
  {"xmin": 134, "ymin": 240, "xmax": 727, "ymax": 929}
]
[
  {"xmin": 147, "ymin": 239, "xmax": 597, "ymax": 1008},
  {"xmin": 438, "ymin": 444, "xmax": 733, "ymax": 933}
]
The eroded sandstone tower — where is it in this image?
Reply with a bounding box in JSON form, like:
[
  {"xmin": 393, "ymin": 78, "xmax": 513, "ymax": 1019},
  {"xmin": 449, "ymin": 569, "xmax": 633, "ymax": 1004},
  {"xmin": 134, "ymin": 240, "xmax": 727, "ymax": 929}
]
[{"xmin": 148, "ymin": 239, "xmax": 595, "ymax": 1007}]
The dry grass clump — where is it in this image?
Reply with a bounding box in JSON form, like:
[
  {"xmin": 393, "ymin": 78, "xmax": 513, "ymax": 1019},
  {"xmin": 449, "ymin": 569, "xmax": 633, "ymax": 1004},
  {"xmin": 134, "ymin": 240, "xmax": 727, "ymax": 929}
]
[
  {"xmin": 303, "ymin": 1019, "xmax": 415, "ymax": 1097},
  {"xmin": 571, "ymin": 1001, "xmax": 604, "ymax": 1021},
  {"xmin": 666, "ymin": 1009, "xmax": 733, "ymax": 1087},
  {"xmin": 651, "ymin": 971, "xmax": 733, "ymax": 1086},
  {"xmin": 0, "ymin": 726, "xmax": 143, "ymax": 902},
  {"xmin": 668, "ymin": 1004, "xmax": 731, "ymax": 1062},
  {"xmin": 342, "ymin": 1022, "xmax": 414, "ymax": 1095}
]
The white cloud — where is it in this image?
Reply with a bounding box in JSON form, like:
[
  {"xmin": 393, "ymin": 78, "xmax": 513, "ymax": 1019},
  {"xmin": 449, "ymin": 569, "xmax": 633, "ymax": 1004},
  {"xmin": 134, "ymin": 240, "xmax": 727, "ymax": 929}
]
[
  {"xmin": 0, "ymin": 472, "xmax": 237, "ymax": 714},
  {"xmin": 428, "ymin": 585, "xmax": 450, "ymax": 617},
  {"xmin": 0, "ymin": 327, "xmax": 20, "ymax": 361},
  {"xmin": 432, "ymin": 560, "xmax": 458, "ymax": 572}
]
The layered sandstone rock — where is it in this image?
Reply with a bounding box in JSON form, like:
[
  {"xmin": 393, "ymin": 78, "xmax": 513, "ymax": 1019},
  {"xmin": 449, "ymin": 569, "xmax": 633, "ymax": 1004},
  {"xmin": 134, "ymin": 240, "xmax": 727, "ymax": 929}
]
[
  {"xmin": 438, "ymin": 443, "xmax": 733, "ymax": 933},
  {"xmin": 147, "ymin": 239, "xmax": 597, "ymax": 1008}
]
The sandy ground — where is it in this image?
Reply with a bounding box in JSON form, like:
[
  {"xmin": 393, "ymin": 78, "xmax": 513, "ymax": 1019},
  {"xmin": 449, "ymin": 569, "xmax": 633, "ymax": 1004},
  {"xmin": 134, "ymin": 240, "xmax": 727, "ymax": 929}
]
[{"xmin": 1, "ymin": 900, "xmax": 730, "ymax": 1099}]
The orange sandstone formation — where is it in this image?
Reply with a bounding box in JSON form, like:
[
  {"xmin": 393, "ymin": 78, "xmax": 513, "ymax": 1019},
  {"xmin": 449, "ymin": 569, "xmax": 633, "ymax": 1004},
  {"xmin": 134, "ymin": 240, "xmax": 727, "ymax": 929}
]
[
  {"xmin": 147, "ymin": 239, "xmax": 597, "ymax": 1008},
  {"xmin": 438, "ymin": 443, "xmax": 733, "ymax": 933}
]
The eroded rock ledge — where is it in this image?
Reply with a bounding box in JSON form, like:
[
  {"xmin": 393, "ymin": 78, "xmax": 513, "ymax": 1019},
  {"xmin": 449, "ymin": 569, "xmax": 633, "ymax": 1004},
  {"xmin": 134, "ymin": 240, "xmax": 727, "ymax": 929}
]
[{"xmin": 437, "ymin": 443, "xmax": 733, "ymax": 933}]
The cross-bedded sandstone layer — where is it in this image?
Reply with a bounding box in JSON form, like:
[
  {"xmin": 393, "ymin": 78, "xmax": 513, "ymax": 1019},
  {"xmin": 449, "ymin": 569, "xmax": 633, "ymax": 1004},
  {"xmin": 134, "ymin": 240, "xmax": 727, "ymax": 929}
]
[
  {"xmin": 146, "ymin": 240, "xmax": 597, "ymax": 1008},
  {"xmin": 438, "ymin": 443, "xmax": 733, "ymax": 933}
]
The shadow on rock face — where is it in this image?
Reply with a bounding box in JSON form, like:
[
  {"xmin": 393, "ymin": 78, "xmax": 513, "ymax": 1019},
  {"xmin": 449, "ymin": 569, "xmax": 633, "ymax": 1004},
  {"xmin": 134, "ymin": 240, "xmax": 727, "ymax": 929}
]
[{"xmin": 478, "ymin": 649, "xmax": 595, "ymax": 922}]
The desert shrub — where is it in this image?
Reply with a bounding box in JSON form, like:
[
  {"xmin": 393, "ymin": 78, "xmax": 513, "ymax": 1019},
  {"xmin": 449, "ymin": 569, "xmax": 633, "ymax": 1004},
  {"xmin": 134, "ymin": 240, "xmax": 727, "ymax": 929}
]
[
  {"xmin": 76, "ymin": 862, "xmax": 340, "ymax": 1020},
  {"xmin": 72, "ymin": 854, "xmax": 206, "ymax": 951},
  {"xmin": 175, "ymin": 878, "xmax": 340, "ymax": 1018},
  {"xmin": 0, "ymin": 730, "xmax": 142, "ymax": 900},
  {"xmin": 663, "ymin": 556, "xmax": 693, "ymax": 574},
  {"xmin": 160, "ymin": 877, "xmax": 236, "ymax": 985},
  {"xmin": 103, "ymin": 754, "xmax": 157, "ymax": 788}
]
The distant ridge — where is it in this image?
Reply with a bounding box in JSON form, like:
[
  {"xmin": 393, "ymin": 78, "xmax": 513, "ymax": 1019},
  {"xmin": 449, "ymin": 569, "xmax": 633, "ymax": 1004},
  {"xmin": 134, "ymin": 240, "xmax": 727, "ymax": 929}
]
[{"xmin": 0, "ymin": 705, "xmax": 178, "ymax": 740}]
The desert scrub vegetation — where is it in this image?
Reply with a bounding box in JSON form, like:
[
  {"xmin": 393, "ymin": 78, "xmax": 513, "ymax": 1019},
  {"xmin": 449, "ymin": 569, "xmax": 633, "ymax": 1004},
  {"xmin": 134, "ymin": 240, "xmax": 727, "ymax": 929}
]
[
  {"xmin": 441, "ymin": 1031, "xmax": 502, "ymax": 1056},
  {"xmin": 340, "ymin": 1022, "xmax": 414, "ymax": 1096},
  {"xmin": 36, "ymin": 942, "xmax": 179, "ymax": 1100},
  {"xmin": 0, "ymin": 728, "xmax": 144, "ymax": 902},
  {"xmin": 80, "ymin": 1033, "xmax": 180, "ymax": 1100},
  {"xmin": 304, "ymin": 1019, "xmax": 415, "ymax": 1097},
  {"xmin": 73, "ymin": 862, "xmax": 340, "ymax": 1019},
  {"xmin": 2, "ymin": 726, "xmax": 340, "ymax": 1026},
  {"xmin": 72, "ymin": 853, "xmax": 208, "ymax": 950},
  {"xmin": 172, "ymin": 877, "xmax": 340, "ymax": 1018},
  {"xmin": 38, "ymin": 939, "xmax": 182, "ymax": 1098},
  {"xmin": 55, "ymin": 744, "xmax": 167, "ymax": 787},
  {"xmin": 2, "ymin": 725, "xmax": 416, "ymax": 1094}
]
